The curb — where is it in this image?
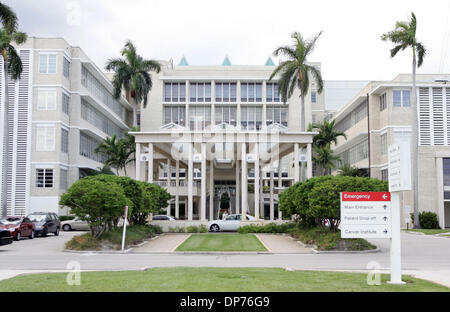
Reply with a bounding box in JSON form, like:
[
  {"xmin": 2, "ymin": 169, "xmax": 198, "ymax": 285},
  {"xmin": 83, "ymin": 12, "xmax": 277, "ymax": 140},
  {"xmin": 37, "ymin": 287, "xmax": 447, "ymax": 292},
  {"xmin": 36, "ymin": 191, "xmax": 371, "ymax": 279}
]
[
  {"xmin": 312, "ymin": 247, "xmax": 381, "ymax": 254},
  {"xmin": 63, "ymin": 249, "xmax": 133, "ymax": 254}
]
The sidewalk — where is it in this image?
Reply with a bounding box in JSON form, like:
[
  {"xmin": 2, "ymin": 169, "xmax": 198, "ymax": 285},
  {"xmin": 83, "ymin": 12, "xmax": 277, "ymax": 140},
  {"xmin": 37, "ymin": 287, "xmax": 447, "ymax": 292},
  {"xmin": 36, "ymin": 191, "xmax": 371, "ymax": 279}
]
[{"xmin": 132, "ymin": 234, "xmax": 191, "ymax": 253}]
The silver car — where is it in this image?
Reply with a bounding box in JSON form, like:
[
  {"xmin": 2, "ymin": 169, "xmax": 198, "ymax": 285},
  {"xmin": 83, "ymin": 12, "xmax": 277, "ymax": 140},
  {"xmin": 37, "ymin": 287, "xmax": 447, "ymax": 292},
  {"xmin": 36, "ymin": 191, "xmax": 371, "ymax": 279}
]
[{"xmin": 61, "ymin": 217, "xmax": 90, "ymax": 231}]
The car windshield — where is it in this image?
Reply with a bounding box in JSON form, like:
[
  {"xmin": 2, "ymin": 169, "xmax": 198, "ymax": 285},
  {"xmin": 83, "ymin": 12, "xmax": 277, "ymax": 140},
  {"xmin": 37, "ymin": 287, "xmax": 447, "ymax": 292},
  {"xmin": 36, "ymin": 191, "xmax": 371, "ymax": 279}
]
[
  {"xmin": 28, "ymin": 214, "xmax": 47, "ymax": 222},
  {"xmin": 0, "ymin": 217, "xmax": 21, "ymax": 225}
]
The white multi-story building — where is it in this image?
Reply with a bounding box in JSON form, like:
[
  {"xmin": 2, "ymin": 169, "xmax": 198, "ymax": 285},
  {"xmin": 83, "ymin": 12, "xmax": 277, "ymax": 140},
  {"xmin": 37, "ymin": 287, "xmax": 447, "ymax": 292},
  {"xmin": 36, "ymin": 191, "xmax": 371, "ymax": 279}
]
[
  {"xmin": 332, "ymin": 74, "xmax": 450, "ymax": 229},
  {"xmin": 132, "ymin": 57, "xmax": 322, "ymax": 221},
  {"xmin": 0, "ymin": 37, "xmax": 133, "ymax": 217}
]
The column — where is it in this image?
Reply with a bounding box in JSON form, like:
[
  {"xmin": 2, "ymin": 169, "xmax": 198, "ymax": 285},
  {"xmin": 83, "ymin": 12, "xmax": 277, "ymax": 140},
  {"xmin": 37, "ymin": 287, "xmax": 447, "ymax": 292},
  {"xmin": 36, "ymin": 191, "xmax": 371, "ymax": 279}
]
[
  {"xmin": 436, "ymin": 157, "xmax": 445, "ymax": 229},
  {"xmin": 307, "ymin": 143, "xmax": 313, "ymax": 179},
  {"xmin": 135, "ymin": 143, "xmax": 141, "ymax": 181},
  {"xmin": 209, "ymin": 161, "xmax": 214, "ymax": 221},
  {"xmin": 269, "ymin": 160, "xmax": 274, "ymax": 221},
  {"xmin": 260, "ymin": 167, "xmax": 264, "ymax": 219},
  {"xmin": 166, "ymin": 158, "xmax": 171, "ymax": 217},
  {"xmin": 294, "ymin": 143, "xmax": 300, "ymax": 182},
  {"xmin": 148, "ymin": 143, "xmax": 154, "ymax": 183},
  {"xmin": 278, "ymin": 158, "xmax": 282, "ymax": 188},
  {"xmin": 175, "ymin": 160, "xmax": 180, "ymax": 219},
  {"xmin": 188, "ymin": 143, "xmax": 193, "ymax": 220},
  {"xmin": 201, "ymin": 143, "xmax": 207, "ymax": 221},
  {"xmin": 254, "ymin": 143, "xmax": 260, "ymax": 220},
  {"xmin": 241, "ymin": 142, "xmax": 248, "ymax": 220},
  {"xmin": 235, "ymin": 158, "xmax": 240, "ymax": 214}
]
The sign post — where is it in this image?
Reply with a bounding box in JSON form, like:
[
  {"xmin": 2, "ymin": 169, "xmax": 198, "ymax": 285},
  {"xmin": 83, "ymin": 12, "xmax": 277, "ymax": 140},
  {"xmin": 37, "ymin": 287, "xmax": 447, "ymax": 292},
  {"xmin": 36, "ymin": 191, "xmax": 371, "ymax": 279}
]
[
  {"xmin": 387, "ymin": 142, "xmax": 411, "ymax": 285},
  {"xmin": 121, "ymin": 206, "xmax": 128, "ymax": 252}
]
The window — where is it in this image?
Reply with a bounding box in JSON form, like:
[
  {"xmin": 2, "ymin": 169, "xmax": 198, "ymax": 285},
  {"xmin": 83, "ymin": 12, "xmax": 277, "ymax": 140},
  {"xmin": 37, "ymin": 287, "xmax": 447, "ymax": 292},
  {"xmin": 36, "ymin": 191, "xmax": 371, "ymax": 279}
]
[
  {"xmin": 312, "ymin": 114, "xmax": 316, "ymax": 123},
  {"xmin": 311, "ymin": 92, "xmax": 317, "ymax": 103},
  {"xmin": 338, "ymin": 140, "xmax": 369, "ymax": 166},
  {"xmin": 266, "ymin": 83, "xmax": 280, "ymax": 102},
  {"xmin": 380, "ymin": 133, "xmax": 387, "ymax": 155},
  {"xmin": 60, "ymin": 168, "xmax": 68, "ymax": 190},
  {"xmin": 189, "ymin": 106, "xmax": 211, "ymax": 130},
  {"xmin": 189, "ymin": 82, "xmax": 211, "ymax": 102},
  {"xmin": 61, "ymin": 128, "xmax": 69, "ymax": 153},
  {"xmin": 215, "ymin": 106, "xmax": 237, "ymax": 126},
  {"xmin": 36, "ymin": 126, "xmax": 55, "ymax": 151},
  {"xmin": 266, "ymin": 106, "xmax": 288, "ymax": 127},
  {"xmin": 393, "ymin": 90, "xmax": 411, "ymax": 107},
  {"xmin": 36, "ymin": 168, "xmax": 53, "ymax": 188},
  {"xmin": 81, "ymin": 99, "xmax": 124, "ymax": 138},
  {"xmin": 38, "ymin": 54, "xmax": 57, "ymax": 74},
  {"xmin": 241, "ymin": 83, "xmax": 262, "ymax": 102},
  {"xmin": 215, "ymin": 82, "xmax": 236, "ymax": 102},
  {"xmin": 37, "ymin": 89, "xmax": 57, "ymax": 110},
  {"xmin": 163, "ymin": 106, "xmax": 186, "ymax": 126},
  {"xmin": 381, "ymin": 169, "xmax": 388, "ymax": 182},
  {"xmin": 336, "ymin": 101, "xmax": 368, "ymax": 132},
  {"xmin": 63, "ymin": 57, "xmax": 70, "ymax": 79},
  {"xmin": 241, "ymin": 106, "xmax": 262, "ymax": 130},
  {"xmin": 444, "ymin": 159, "xmax": 450, "ymax": 199},
  {"xmin": 62, "ymin": 92, "xmax": 70, "ymax": 115},
  {"xmin": 164, "ymin": 82, "xmax": 186, "ymax": 102},
  {"xmin": 380, "ymin": 93, "xmax": 387, "ymax": 111},
  {"xmin": 80, "ymin": 132, "xmax": 107, "ymax": 163}
]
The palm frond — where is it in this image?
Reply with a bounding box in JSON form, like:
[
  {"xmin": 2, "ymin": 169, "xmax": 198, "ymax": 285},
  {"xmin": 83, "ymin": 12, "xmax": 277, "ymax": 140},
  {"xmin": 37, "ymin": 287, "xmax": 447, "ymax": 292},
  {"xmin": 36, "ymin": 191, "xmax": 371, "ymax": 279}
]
[
  {"xmin": 12, "ymin": 31, "xmax": 26, "ymax": 44},
  {"xmin": 416, "ymin": 42, "xmax": 426, "ymax": 67},
  {"xmin": 6, "ymin": 44, "xmax": 22, "ymax": 80},
  {"xmin": 273, "ymin": 45, "xmax": 296, "ymax": 60},
  {"xmin": 307, "ymin": 64, "xmax": 324, "ymax": 93},
  {"xmin": 0, "ymin": 3, "xmax": 18, "ymax": 32}
]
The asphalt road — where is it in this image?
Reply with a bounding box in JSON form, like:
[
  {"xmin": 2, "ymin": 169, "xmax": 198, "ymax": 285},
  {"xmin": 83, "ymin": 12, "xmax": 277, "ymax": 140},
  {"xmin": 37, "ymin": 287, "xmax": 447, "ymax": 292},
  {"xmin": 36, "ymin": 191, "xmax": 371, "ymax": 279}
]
[{"xmin": 1, "ymin": 231, "xmax": 450, "ymax": 273}]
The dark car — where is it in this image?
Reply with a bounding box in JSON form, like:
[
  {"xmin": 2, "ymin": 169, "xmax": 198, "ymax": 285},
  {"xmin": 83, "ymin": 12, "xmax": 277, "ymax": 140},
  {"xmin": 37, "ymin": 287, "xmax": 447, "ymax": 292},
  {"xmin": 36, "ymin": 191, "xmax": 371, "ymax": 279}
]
[
  {"xmin": 0, "ymin": 216, "xmax": 35, "ymax": 240},
  {"xmin": 27, "ymin": 212, "xmax": 60, "ymax": 237},
  {"xmin": 0, "ymin": 229, "xmax": 13, "ymax": 246}
]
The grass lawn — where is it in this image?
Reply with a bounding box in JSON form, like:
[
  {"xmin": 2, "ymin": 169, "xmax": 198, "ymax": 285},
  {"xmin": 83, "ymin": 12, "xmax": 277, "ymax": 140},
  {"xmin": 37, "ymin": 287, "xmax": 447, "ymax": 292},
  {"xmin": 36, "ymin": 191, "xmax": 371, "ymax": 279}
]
[
  {"xmin": 406, "ymin": 229, "xmax": 450, "ymax": 235},
  {"xmin": 176, "ymin": 234, "xmax": 267, "ymax": 252},
  {"xmin": 0, "ymin": 268, "xmax": 448, "ymax": 292}
]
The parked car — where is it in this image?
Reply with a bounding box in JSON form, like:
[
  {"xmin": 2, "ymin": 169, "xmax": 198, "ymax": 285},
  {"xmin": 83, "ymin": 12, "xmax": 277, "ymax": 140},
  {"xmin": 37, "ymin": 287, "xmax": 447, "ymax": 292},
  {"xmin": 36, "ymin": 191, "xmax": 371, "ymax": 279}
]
[
  {"xmin": 0, "ymin": 216, "xmax": 35, "ymax": 240},
  {"xmin": 61, "ymin": 217, "xmax": 90, "ymax": 231},
  {"xmin": 152, "ymin": 215, "xmax": 176, "ymax": 221},
  {"xmin": 0, "ymin": 228, "xmax": 13, "ymax": 246},
  {"xmin": 208, "ymin": 214, "xmax": 255, "ymax": 232},
  {"xmin": 27, "ymin": 212, "xmax": 60, "ymax": 237}
]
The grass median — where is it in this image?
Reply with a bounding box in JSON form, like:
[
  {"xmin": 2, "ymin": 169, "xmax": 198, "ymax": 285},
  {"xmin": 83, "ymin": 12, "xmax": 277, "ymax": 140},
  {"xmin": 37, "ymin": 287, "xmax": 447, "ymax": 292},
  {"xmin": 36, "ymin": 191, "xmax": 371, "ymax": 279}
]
[
  {"xmin": 176, "ymin": 234, "xmax": 267, "ymax": 252},
  {"xmin": 0, "ymin": 268, "xmax": 448, "ymax": 292},
  {"xmin": 406, "ymin": 229, "xmax": 450, "ymax": 235}
]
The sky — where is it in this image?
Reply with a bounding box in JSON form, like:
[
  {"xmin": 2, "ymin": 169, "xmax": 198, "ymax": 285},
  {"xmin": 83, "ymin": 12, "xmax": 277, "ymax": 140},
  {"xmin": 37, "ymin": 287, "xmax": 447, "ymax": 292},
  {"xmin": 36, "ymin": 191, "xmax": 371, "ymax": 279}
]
[{"xmin": 5, "ymin": 0, "xmax": 450, "ymax": 80}]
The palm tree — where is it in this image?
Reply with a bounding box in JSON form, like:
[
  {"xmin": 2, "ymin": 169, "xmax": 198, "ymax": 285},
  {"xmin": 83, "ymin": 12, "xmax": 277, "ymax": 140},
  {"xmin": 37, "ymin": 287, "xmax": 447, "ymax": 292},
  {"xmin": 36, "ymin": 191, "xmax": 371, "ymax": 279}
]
[
  {"xmin": 308, "ymin": 119, "xmax": 347, "ymax": 148},
  {"xmin": 312, "ymin": 144, "xmax": 340, "ymax": 176},
  {"xmin": 106, "ymin": 40, "xmax": 161, "ymax": 128},
  {"xmin": 95, "ymin": 132, "xmax": 135, "ymax": 176},
  {"xmin": 269, "ymin": 31, "xmax": 324, "ymax": 131},
  {"xmin": 337, "ymin": 164, "xmax": 368, "ymax": 177},
  {"xmin": 382, "ymin": 12, "xmax": 426, "ymax": 228},
  {"xmin": 0, "ymin": 2, "xmax": 27, "ymax": 217}
]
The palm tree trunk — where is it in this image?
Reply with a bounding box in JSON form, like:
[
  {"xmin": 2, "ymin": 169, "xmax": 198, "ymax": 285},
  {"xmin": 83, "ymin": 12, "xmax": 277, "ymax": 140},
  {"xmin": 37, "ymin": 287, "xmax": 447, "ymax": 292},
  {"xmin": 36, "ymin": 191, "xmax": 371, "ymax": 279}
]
[
  {"xmin": 301, "ymin": 94, "xmax": 306, "ymax": 132},
  {"xmin": 133, "ymin": 96, "xmax": 138, "ymax": 128},
  {"xmin": 411, "ymin": 52, "xmax": 420, "ymax": 228},
  {"xmin": 1, "ymin": 57, "xmax": 9, "ymax": 217}
]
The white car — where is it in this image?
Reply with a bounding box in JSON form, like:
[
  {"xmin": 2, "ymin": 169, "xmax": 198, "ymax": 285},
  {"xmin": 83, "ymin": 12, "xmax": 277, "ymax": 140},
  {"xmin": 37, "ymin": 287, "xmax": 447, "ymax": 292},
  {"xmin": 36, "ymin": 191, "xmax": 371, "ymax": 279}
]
[
  {"xmin": 61, "ymin": 217, "xmax": 90, "ymax": 231},
  {"xmin": 208, "ymin": 214, "xmax": 255, "ymax": 232}
]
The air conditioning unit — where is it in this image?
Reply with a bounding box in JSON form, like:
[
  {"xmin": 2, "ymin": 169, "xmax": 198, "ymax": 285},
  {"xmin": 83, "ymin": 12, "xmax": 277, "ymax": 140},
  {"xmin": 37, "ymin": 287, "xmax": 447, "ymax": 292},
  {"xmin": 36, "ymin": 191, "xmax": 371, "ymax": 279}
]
[
  {"xmin": 246, "ymin": 154, "xmax": 256, "ymax": 163},
  {"xmin": 299, "ymin": 154, "xmax": 307, "ymax": 162},
  {"xmin": 193, "ymin": 153, "xmax": 202, "ymax": 163},
  {"xmin": 140, "ymin": 154, "xmax": 150, "ymax": 162}
]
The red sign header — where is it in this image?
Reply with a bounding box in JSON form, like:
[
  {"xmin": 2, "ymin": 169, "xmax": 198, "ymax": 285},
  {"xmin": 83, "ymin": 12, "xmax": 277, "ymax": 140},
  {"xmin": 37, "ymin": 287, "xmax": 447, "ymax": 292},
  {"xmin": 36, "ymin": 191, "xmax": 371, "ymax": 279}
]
[{"xmin": 341, "ymin": 192, "xmax": 391, "ymax": 202}]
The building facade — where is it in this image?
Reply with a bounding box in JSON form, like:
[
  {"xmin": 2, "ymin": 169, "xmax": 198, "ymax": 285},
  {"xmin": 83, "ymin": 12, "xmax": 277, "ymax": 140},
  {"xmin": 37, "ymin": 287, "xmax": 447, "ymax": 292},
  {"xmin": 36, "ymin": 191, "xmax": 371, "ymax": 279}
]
[
  {"xmin": 0, "ymin": 37, "xmax": 133, "ymax": 216},
  {"xmin": 332, "ymin": 74, "xmax": 450, "ymax": 229},
  {"xmin": 133, "ymin": 58, "xmax": 322, "ymax": 221}
]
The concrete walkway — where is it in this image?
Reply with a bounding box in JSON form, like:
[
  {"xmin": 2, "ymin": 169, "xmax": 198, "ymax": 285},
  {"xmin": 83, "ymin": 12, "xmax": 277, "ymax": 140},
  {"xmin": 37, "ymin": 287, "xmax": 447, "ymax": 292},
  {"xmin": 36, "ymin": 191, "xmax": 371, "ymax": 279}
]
[
  {"xmin": 255, "ymin": 234, "xmax": 314, "ymax": 254},
  {"xmin": 132, "ymin": 234, "xmax": 191, "ymax": 253}
]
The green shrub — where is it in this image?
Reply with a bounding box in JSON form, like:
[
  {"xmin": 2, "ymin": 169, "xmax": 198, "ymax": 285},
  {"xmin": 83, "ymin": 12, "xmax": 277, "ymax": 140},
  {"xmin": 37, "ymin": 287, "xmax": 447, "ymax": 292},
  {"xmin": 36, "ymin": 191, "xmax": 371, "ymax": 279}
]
[
  {"xmin": 186, "ymin": 225, "xmax": 208, "ymax": 233},
  {"xmin": 168, "ymin": 226, "xmax": 186, "ymax": 233},
  {"xmin": 59, "ymin": 216, "xmax": 75, "ymax": 222},
  {"xmin": 238, "ymin": 223, "xmax": 296, "ymax": 234},
  {"xmin": 419, "ymin": 212, "xmax": 440, "ymax": 229}
]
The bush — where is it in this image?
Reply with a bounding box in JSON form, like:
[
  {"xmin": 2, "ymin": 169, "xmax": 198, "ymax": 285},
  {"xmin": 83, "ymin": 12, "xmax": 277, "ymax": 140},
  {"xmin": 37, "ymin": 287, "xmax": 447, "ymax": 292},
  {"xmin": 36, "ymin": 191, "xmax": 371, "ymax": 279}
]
[
  {"xmin": 186, "ymin": 225, "xmax": 208, "ymax": 233},
  {"xmin": 238, "ymin": 223, "xmax": 296, "ymax": 234},
  {"xmin": 59, "ymin": 179, "xmax": 132, "ymax": 238},
  {"xmin": 168, "ymin": 226, "xmax": 186, "ymax": 233},
  {"xmin": 419, "ymin": 212, "xmax": 440, "ymax": 229}
]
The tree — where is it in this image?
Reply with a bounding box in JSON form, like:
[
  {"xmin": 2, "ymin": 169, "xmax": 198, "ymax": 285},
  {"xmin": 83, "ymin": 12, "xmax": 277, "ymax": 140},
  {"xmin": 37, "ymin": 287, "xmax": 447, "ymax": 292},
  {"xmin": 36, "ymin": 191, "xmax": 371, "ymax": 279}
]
[
  {"xmin": 269, "ymin": 31, "xmax": 324, "ymax": 131},
  {"xmin": 137, "ymin": 182, "xmax": 171, "ymax": 224},
  {"xmin": 337, "ymin": 164, "xmax": 369, "ymax": 177},
  {"xmin": 94, "ymin": 130, "xmax": 136, "ymax": 176},
  {"xmin": 0, "ymin": 2, "xmax": 27, "ymax": 217},
  {"xmin": 312, "ymin": 144, "xmax": 340, "ymax": 176},
  {"xmin": 382, "ymin": 12, "xmax": 426, "ymax": 228},
  {"xmin": 59, "ymin": 179, "xmax": 131, "ymax": 238},
  {"xmin": 106, "ymin": 41, "xmax": 161, "ymax": 128},
  {"xmin": 308, "ymin": 119, "xmax": 347, "ymax": 149}
]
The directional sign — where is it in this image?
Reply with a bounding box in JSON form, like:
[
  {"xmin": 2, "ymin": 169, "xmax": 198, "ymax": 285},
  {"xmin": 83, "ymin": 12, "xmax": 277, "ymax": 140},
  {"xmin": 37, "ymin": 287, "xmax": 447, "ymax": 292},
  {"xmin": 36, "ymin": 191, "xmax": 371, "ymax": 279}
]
[
  {"xmin": 340, "ymin": 192, "xmax": 392, "ymax": 238},
  {"xmin": 388, "ymin": 142, "xmax": 411, "ymax": 192}
]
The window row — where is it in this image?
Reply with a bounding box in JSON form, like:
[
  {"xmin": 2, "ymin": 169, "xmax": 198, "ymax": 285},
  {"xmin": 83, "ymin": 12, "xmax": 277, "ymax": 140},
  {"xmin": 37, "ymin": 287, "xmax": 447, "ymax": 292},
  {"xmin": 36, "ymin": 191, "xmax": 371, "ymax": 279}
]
[
  {"xmin": 266, "ymin": 106, "xmax": 288, "ymax": 127},
  {"xmin": 79, "ymin": 132, "xmax": 107, "ymax": 163},
  {"xmin": 339, "ymin": 140, "xmax": 369, "ymax": 166},
  {"xmin": 35, "ymin": 168, "xmax": 69, "ymax": 190},
  {"xmin": 335, "ymin": 101, "xmax": 368, "ymax": 133},
  {"xmin": 81, "ymin": 99, "xmax": 125, "ymax": 138},
  {"xmin": 81, "ymin": 66, "xmax": 125, "ymax": 119}
]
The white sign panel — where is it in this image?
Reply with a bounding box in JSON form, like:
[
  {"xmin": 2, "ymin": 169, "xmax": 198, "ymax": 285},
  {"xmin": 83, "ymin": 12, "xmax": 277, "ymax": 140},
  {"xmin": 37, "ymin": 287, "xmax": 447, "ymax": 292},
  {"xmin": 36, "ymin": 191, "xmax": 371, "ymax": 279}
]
[
  {"xmin": 340, "ymin": 192, "xmax": 392, "ymax": 239},
  {"xmin": 388, "ymin": 142, "xmax": 412, "ymax": 192}
]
